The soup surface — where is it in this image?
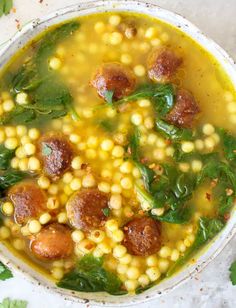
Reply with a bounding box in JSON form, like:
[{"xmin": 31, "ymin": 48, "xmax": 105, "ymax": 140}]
[{"xmin": 0, "ymin": 12, "xmax": 236, "ymax": 295}]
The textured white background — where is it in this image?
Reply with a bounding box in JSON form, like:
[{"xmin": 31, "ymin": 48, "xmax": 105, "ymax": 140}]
[{"xmin": 0, "ymin": 1, "xmax": 236, "ymax": 307}]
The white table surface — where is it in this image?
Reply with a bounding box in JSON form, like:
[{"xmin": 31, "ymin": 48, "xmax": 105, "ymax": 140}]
[{"xmin": 0, "ymin": 1, "xmax": 236, "ymax": 307}]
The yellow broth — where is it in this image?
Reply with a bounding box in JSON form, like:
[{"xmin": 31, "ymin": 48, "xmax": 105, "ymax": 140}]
[{"xmin": 0, "ymin": 12, "xmax": 235, "ymax": 294}]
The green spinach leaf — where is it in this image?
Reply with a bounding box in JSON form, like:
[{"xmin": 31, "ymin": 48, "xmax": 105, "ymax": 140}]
[
  {"xmin": 230, "ymin": 260, "xmax": 236, "ymax": 285},
  {"xmin": 0, "ymin": 298, "xmax": 27, "ymax": 308},
  {"xmin": 0, "ymin": 145, "xmax": 15, "ymax": 170},
  {"xmin": 57, "ymin": 254, "xmax": 126, "ymax": 295},
  {"xmin": 0, "ymin": 170, "xmax": 28, "ymax": 190},
  {"xmin": 0, "ymin": 0, "xmax": 13, "ymax": 17},
  {"xmin": 156, "ymin": 118, "xmax": 193, "ymax": 141},
  {"xmin": 0, "ymin": 262, "xmax": 13, "ymax": 281}
]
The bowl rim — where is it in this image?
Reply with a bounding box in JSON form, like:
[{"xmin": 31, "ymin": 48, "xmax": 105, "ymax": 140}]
[{"xmin": 0, "ymin": 0, "xmax": 236, "ymax": 306}]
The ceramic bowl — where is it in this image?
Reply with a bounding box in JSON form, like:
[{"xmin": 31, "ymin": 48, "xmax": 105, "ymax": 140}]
[{"xmin": 0, "ymin": 0, "xmax": 236, "ymax": 306}]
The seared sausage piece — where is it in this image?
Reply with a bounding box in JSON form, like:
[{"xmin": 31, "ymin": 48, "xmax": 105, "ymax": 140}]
[
  {"xmin": 38, "ymin": 133, "xmax": 73, "ymax": 178},
  {"xmin": 91, "ymin": 63, "xmax": 136, "ymax": 101},
  {"xmin": 8, "ymin": 182, "xmax": 47, "ymax": 225},
  {"xmin": 30, "ymin": 223, "xmax": 73, "ymax": 260},
  {"xmin": 66, "ymin": 189, "xmax": 109, "ymax": 232},
  {"xmin": 166, "ymin": 88, "xmax": 200, "ymax": 128},
  {"xmin": 147, "ymin": 47, "xmax": 182, "ymax": 83},
  {"xmin": 123, "ymin": 217, "xmax": 161, "ymax": 256}
]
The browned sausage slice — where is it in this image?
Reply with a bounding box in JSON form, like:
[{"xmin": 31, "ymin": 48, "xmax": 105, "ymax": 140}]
[
  {"xmin": 166, "ymin": 88, "xmax": 200, "ymax": 128},
  {"xmin": 91, "ymin": 62, "xmax": 136, "ymax": 101},
  {"xmin": 123, "ymin": 216, "xmax": 161, "ymax": 256},
  {"xmin": 66, "ymin": 189, "xmax": 109, "ymax": 232},
  {"xmin": 147, "ymin": 47, "xmax": 182, "ymax": 83},
  {"xmin": 8, "ymin": 182, "xmax": 47, "ymax": 225},
  {"xmin": 38, "ymin": 133, "xmax": 73, "ymax": 178},
  {"xmin": 30, "ymin": 223, "xmax": 73, "ymax": 260}
]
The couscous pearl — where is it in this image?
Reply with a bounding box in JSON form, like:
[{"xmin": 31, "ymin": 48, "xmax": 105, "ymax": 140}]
[
  {"xmin": 13, "ymin": 238, "xmax": 25, "ymax": 250},
  {"xmin": 94, "ymin": 22, "xmax": 105, "ymax": 33},
  {"xmin": 191, "ymin": 160, "xmax": 203, "ymax": 172},
  {"xmin": 113, "ymin": 158, "xmax": 123, "ymax": 168},
  {"xmin": 170, "ymin": 249, "xmax": 180, "ymax": 261},
  {"xmin": 151, "ymin": 38, "xmax": 161, "ymax": 46},
  {"xmin": 39, "ymin": 213, "xmax": 51, "ymax": 225},
  {"xmin": 158, "ymin": 259, "xmax": 170, "ymax": 273},
  {"xmin": 120, "ymin": 177, "xmax": 133, "ymax": 189},
  {"xmin": 89, "ymin": 230, "xmax": 105, "ymax": 243},
  {"xmin": 70, "ymin": 178, "xmax": 82, "ymax": 191},
  {"xmin": 230, "ymin": 114, "xmax": 236, "ymax": 124},
  {"xmin": 49, "ymin": 57, "xmax": 62, "ymax": 70},
  {"xmin": 179, "ymin": 162, "xmax": 190, "ymax": 173},
  {"xmin": 28, "ymin": 128, "xmax": 40, "ymax": 140},
  {"xmin": 111, "ymin": 184, "xmax": 122, "ymax": 194},
  {"xmin": 127, "ymin": 267, "xmax": 140, "ymax": 279},
  {"xmin": 134, "ymin": 65, "xmax": 146, "ymax": 77},
  {"xmin": 138, "ymin": 274, "xmax": 150, "ymax": 286},
  {"xmin": 109, "ymin": 15, "xmax": 121, "ymax": 26},
  {"xmin": 119, "ymin": 254, "xmax": 132, "ymax": 265},
  {"xmin": 109, "ymin": 194, "xmax": 122, "ymax": 210},
  {"xmin": 5, "ymin": 138, "xmax": 18, "ymax": 150},
  {"xmin": 145, "ymin": 27, "xmax": 156, "ymax": 38},
  {"xmin": 153, "ymin": 149, "xmax": 165, "ymax": 160},
  {"xmin": 120, "ymin": 161, "xmax": 133, "ymax": 174},
  {"xmin": 69, "ymin": 134, "xmax": 81, "ymax": 143},
  {"xmin": 3, "ymin": 99, "xmax": 14, "ymax": 112},
  {"xmin": 101, "ymin": 169, "xmax": 112, "ymax": 179},
  {"xmin": 2, "ymin": 202, "xmax": 14, "ymax": 216},
  {"xmin": 24, "ymin": 143, "xmax": 36, "ymax": 155},
  {"xmin": 212, "ymin": 133, "xmax": 220, "ymax": 144},
  {"xmin": 146, "ymin": 255, "xmax": 158, "ymax": 267},
  {"xmin": 93, "ymin": 247, "xmax": 104, "ymax": 258},
  {"xmin": 159, "ymin": 246, "xmax": 172, "ymax": 258},
  {"xmin": 195, "ymin": 139, "xmax": 204, "ymax": 151},
  {"xmin": 132, "ymin": 167, "xmax": 141, "ymax": 178},
  {"xmin": 87, "ymin": 136, "xmax": 98, "ymax": 148},
  {"xmin": 187, "ymin": 234, "xmax": 195, "ymax": 243},
  {"xmin": 71, "ymin": 156, "xmax": 83, "ymax": 170},
  {"xmin": 176, "ymin": 240, "xmax": 186, "ymax": 252},
  {"xmin": 28, "ymin": 157, "xmax": 41, "ymax": 170},
  {"xmin": 183, "ymin": 238, "xmax": 191, "ymax": 247},
  {"xmin": 18, "ymin": 158, "xmax": 28, "ymax": 171},
  {"xmin": 147, "ymin": 133, "xmax": 157, "ymax": 145},
  {"xmin": 16, "ymin": 92, "xmax": 29, "ymax": 105},
  {"xmin": 151, "ymin": 207, "xmax": 165, "ymax": 216},
  {"xmin": 47, "ymin": 197, "xmax": 59, "ymax": 210},
  {"xmin": 117, "ymin": 264, "xmax": 128, "ymax": 274},
  {"xmin": 16, "ymin": 125, "xmax": 27, "ymax": 137},
  {"xmin": 181, "ymin": 141, "xmax": 194, "ymax": 153},
  {"xmin": 112, "ymin": 145, "xmax": 124, "ymax": 158},
  {"xmin": 99, "ymin": 150, "xmax": 109, "ymax": 160},
  {"xmin": 131, "ymin": 113, "xmax": 143, "ymax": 125},
  {"xmin": 52, "ymin": 260, "xmax": 64, "ymax": 268},
  {"xmin": 11, "ymin": 157, "xmax": 19, "ymax": 169},
  {"xmin": 202, "ymin": 123, "xmax": 215, "ymax": 135},
  {"xmin": 63, "ymin": 172, "xmax": 73, "ymax": 184},
  {"xmin": 112, "ymin": 230, "xmax": 124, "ymax": 242},
  {"xmin": 156, "ymin": 138, "xmax": 166, "ymax": 148},
  {"xmin": 57, "ymin": 212, "xmax": 68, "ymax": 224},
  {"xmin": 166, "ymin": 146, "xmax": 175, "ymax": 157},
  {"xmin": 72, "ymin": 230, "xmax": 85, "ymax": 243},
  {"xmin": 125, "ymin": 280, "xmax": 138, "ymax": 291},
  {"xmin": 97, "ymin": 242, "xmax": 112, "ymax": 254},
  {"xmin": 204, "ymin": 137, "xmax": 215, "ymax": 149},
  {"xmin": 21, "ymin": 135, "xmax": 31, "ymax": 145},
  {"xmin": 120, "ymin": 54, "xmax": 132, "ymax": 64},
  {"xmin": 113, "ymin": 245, "xmax": 127, "ymax": 258},
  {"xmin": 98, "ymin": 182, "xmax": 111, "ymax": 193},
  {"xmin": 110, "ymin": 32, "xmax": 123, "ymax": 45},
  {"xmin": 15, "ymin": 147, "xmax": 26, "ymax": 159},
  {"xmin": 144, "ymin": 117, "xmax": 154, "ymax": 129},
  {"xmin": 5, "ymin": 127, "xmax": 16, "ymax": 137},
  {"xmin": 28, "ymin": 220, "xmax": 41, "ymax": 234},
  {"xmin": 82, "ymin": 174, "xmax": 96, "ymax": 188},
  {"xmin": 0, "ymin": 226, "xmax": 11, "ymax": 239},
  {"xmin": 105, "ymin": 219, "xmax": 119, "ymax": 232},
  {"xmin": 101, "ymin": 139, "xmax": 114, "ymax": 151},
  {"xmin": 138, "ymin": 99, "xmax": 151, "ymax": 107},
  {"xmin": 52, "ymin": 267, "xmax": 64, "ymax": 280},
  {"xmin": 146, "ymin": 267, "xmax": 161, "ymax": 282}
]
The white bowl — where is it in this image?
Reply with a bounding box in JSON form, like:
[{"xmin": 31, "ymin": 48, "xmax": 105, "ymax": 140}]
[{"xmin": 0, "ymin": 0, "xmax": 236, "ymax": 306}]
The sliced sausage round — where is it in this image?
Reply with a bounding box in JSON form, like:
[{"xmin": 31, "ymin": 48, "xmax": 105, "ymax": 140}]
[
  {"xmin": 166, "ymin": 88, "xmax": 200, "ymax": 128},
  {"xmin": 30, "ymin": 223, "xmax": 73, "ymax": 260},
  {"xmin": 66, "ymin": 189, "xmax": 109, "ymax": 232},
  {"xmin": 123, "ymin": 216, "xmax": 162, "ymax": 256},
  {"xmin": 91, "ymin": 62, "xmax": 136, "ymax": 101},
  {"xmin": 38, "ymin": 133, "xmax": 73, "ymax": 178},
  {"xmin": 147, "ymin": 47, "xmax": 182, "ymax": 83},
  {"xmin": 8, "ymin": 182, "xmax": 47, "ymax": 225}
]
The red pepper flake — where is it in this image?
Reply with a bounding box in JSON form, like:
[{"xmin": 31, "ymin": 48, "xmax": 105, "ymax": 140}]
[
  {"xmin": 226, "ymin": 188, "xmax": 234, "ymax": 196},
  {"xmin": 15, "ymin": 19, "xmax": 21, "ymax": 30},
  {"xmin": 141, "ymin": 157, "xmax": 149, "ymax": 164},
  {"xmin": 138, "ymin": 210, "xmax": 144, "ymax": 215},
  {"xmin": 165, "ymin": 139, "xmax": 172, "ymax": 145},
  {"xmin": 85, "ymin": 243, "xmax": 94, "ymax": 250},
  {"xmin": 206, "ymin": 192, "xmax": 211, "ymax": 201},
  {"xmin": 127, "ymin": 147, "xmax": 131, "ymax": 155},
  {"xmin": 210, "ymin": 178, "xmax": 218, "ymax": 188},
  {"xmin": 224, "ymin": 212, "xmax": 230, "ymax": 221},
  {"xmin": 233, "ymin": 150, "xmax": 236, "ymax": 153}
]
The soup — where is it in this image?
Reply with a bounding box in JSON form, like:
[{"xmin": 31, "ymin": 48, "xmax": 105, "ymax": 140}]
[{"xmin": 0, "ymin": 12, "xmax": 235, "ymax": 295}]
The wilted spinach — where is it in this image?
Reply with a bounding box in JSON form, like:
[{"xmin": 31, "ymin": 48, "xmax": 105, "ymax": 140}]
[
  {"xmin": 0, "ymin": 262, "xmax": 13, "ymax": 281},
  {"xmin": 0, "ymin": 145, "xmax": 15, "ymax": 170},
  {"xmin": 57, "ymin": 254, "xmax": 126, "ymax": 295}
]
